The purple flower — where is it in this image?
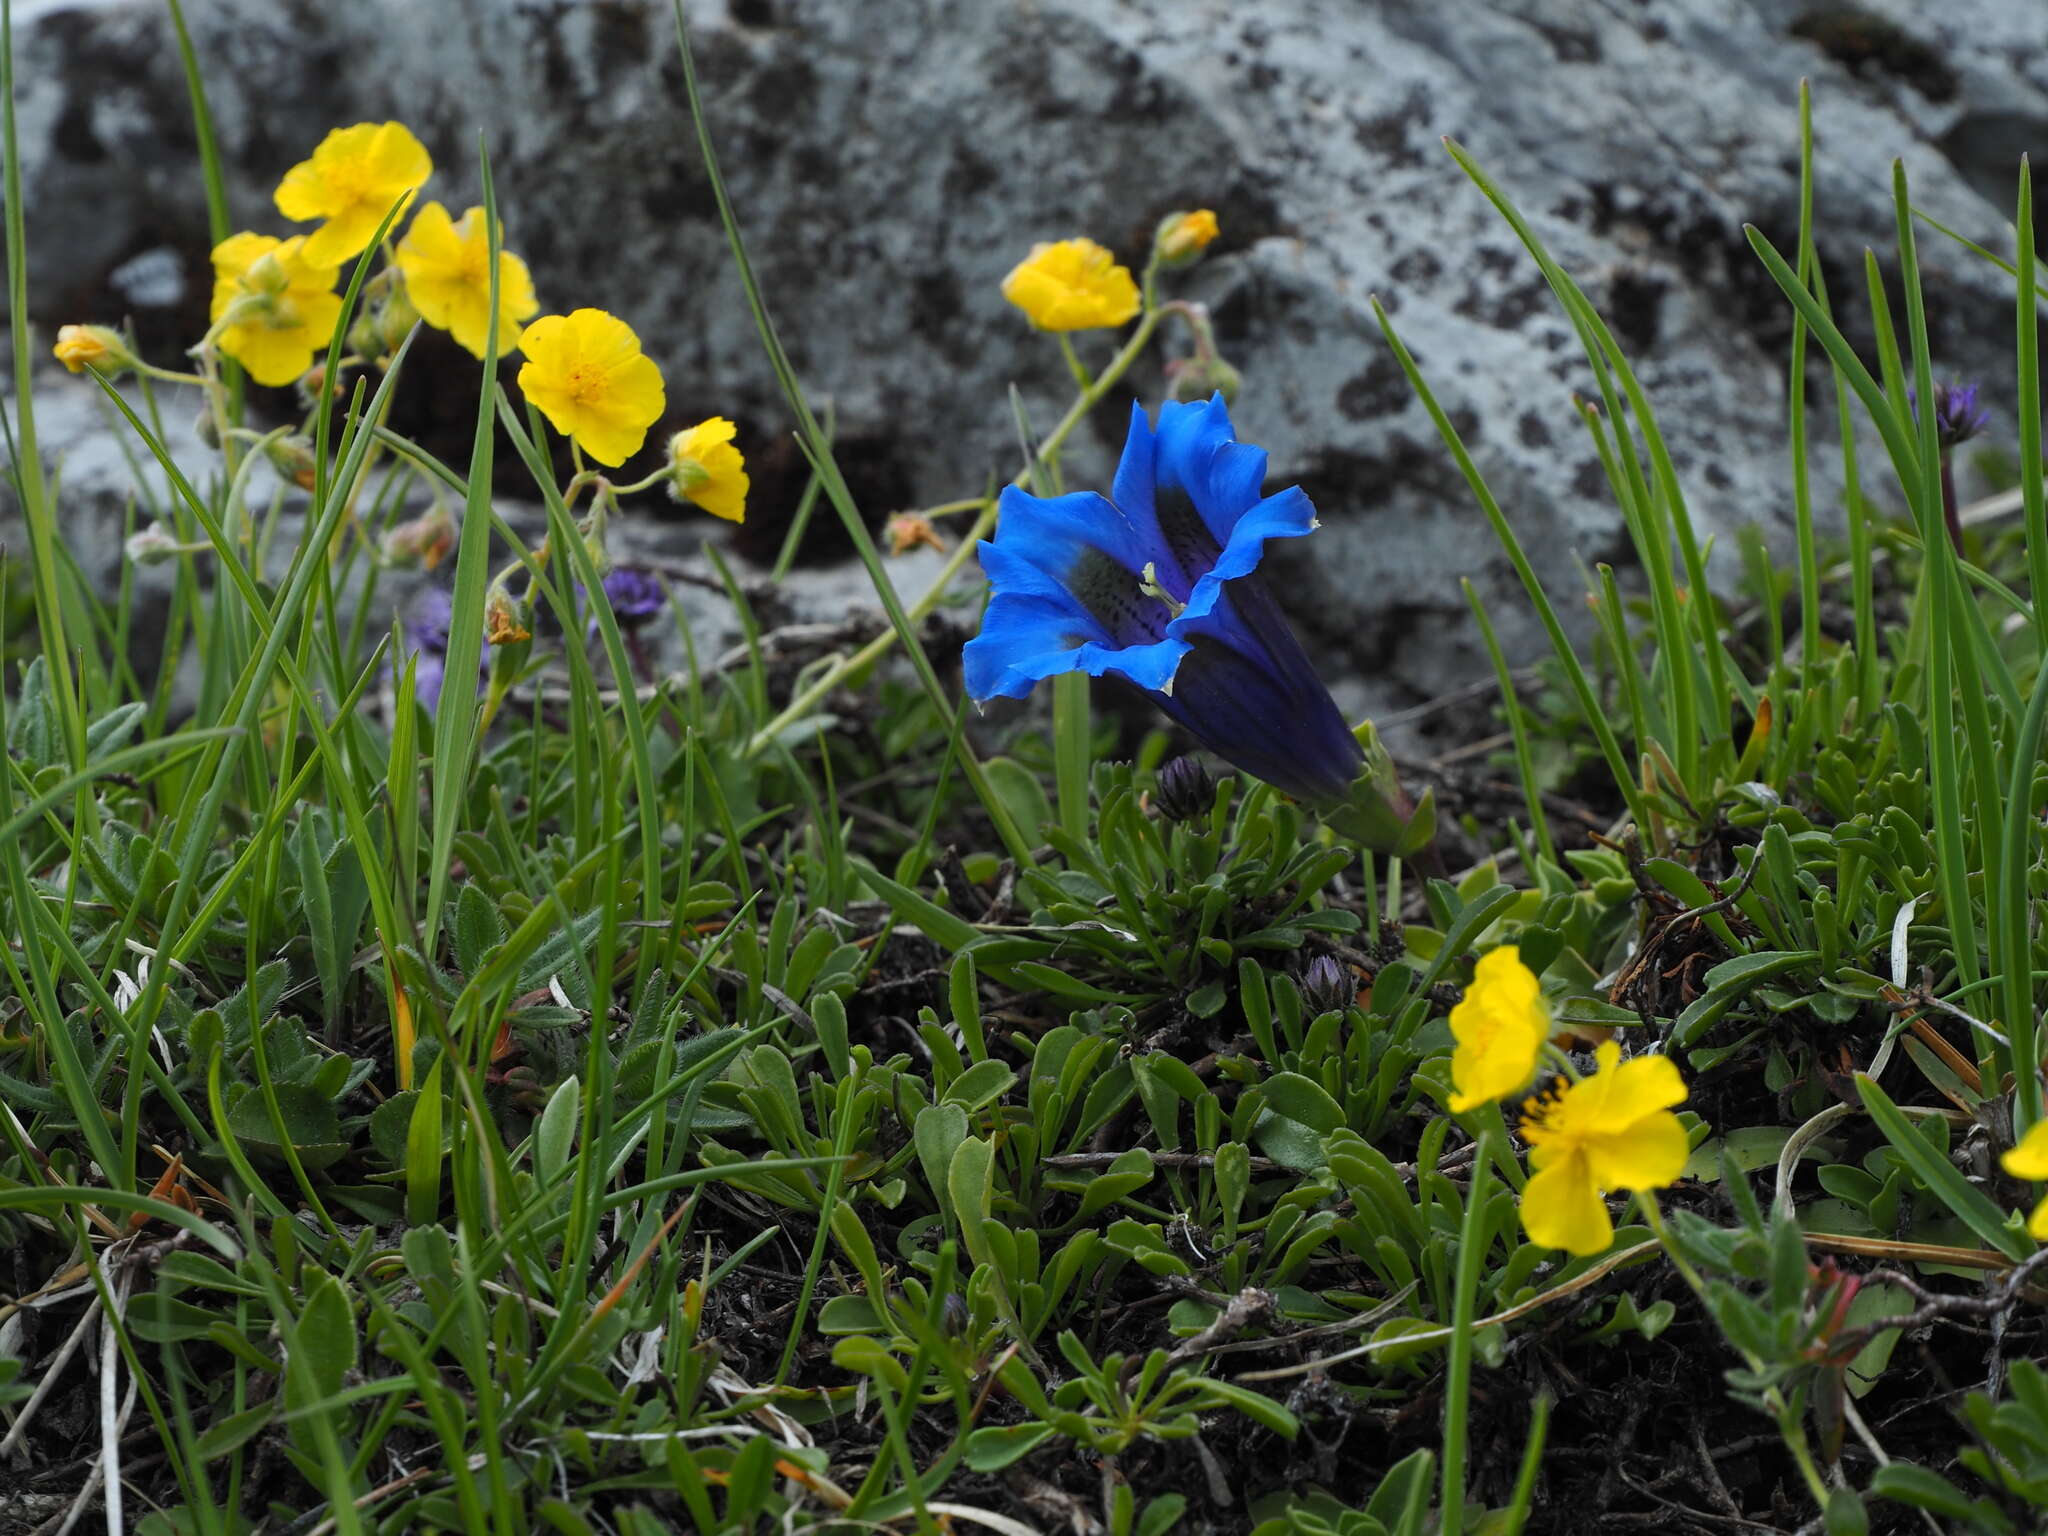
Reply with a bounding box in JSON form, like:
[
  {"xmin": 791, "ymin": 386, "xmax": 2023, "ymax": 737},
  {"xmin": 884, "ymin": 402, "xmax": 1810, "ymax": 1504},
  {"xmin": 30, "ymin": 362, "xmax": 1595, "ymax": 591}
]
[
  {"xmin": 399, "ymin": 586, "xmax": 484, "ymax": 713},
  {"xmin": 587, "ymin": 567, "xmax": 666, "ymax": 640},
  {"xmin": 1909, "ymin": 380, "xmax": 1991, "ymax": 452}
]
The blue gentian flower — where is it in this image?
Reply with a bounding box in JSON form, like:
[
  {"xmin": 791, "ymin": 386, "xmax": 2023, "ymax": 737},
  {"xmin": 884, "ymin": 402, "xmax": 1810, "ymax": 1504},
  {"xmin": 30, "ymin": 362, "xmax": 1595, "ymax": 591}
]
[
  {"xmin": 587, "ymin": 567, "xmax": 666, "ymax": 640},
  {"xmin": 962, "ymin": 396, "xmax": 1363, "ymax": 805}
]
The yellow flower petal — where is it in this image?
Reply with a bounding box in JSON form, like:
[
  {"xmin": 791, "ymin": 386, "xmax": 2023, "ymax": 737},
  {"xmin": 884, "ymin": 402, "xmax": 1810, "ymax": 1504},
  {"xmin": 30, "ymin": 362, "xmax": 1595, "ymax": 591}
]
[
  {"xmin": 2030, "ymin": 1193, "xmax": 2048, "ymax": 1243},
  {"xmin": 668, "ymin": 416, "xmax": 749, "ymax": 523},
  {"xmin": 516, "ymin": 309, "xmax": 666, "ymax": 468},
  {"xmin": 1521, "ymin": 1154, "xmax": 1614, "ymax": 1256},
  {"xmin": 2002, "ymin": 1119, "xmax": 2048, "ymax": 1181},
  {"xmin": 396, "ymin": 202, "xmax": 540, "ymax": 358},
  {"xmin": 275, "ymin": 122, "xmax": 433, "ymax": 266},
  {"xmin": 208, "ymin": 232, "xmax": 342, "ymax": 387},
  {"xmin": 1518, "ymin": 1040, "xmax": 1690, "ymax": 1255},
  {"xmin": 1581, "ymin": 1111, "xmax": 1691, "ymax": 1193},
  {"xmin": 1001, "ymin": 238, "xmax": 1141, "ymax": 332},
  {"xmin": 1447, "ymin": 945, "xmax": 1549, "ymax": 1112}
]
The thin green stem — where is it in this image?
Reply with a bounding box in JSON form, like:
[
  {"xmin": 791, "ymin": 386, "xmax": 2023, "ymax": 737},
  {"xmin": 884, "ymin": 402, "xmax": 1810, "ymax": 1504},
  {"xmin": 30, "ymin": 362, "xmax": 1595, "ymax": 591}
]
[{"xmin": 743, "ymin": 302, "xmax": 1171, "ymax": 759}]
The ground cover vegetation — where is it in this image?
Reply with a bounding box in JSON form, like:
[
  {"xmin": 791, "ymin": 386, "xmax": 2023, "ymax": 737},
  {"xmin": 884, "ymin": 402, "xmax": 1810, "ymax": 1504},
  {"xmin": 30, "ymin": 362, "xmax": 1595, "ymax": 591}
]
[{"xmin": 4, "ymin": 4, "xmax": 2048, "ymax": 1533}]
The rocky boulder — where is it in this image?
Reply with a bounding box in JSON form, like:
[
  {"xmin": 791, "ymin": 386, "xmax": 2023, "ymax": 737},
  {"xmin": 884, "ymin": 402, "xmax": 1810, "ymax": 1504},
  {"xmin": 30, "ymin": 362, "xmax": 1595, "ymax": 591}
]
[{"xmin": 6, "ymin": 0, "xmax": 2040, "ymax": 721}]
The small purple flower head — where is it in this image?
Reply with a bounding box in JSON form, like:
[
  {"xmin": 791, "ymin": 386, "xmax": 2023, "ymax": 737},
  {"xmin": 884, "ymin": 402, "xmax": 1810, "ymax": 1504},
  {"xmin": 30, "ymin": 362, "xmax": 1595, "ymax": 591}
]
[
  {"xmin": 398, "ymin": 586, "xmax": 484, "ymax": 714},
  {"xmin": 589, "ymin": 567, "xmax": 666, "ymax": 639},
  {"xmin": 1909, "ymin": 380, "xmax": 1991, "ymax": 452},
  {"xmin": 407, "ymin": 585, "xmax": 455, "ymax": 653},
  {"xmin": 1298, "ymin": 954, "xmax": 1355, "ymax": 1018},
  {"xmin": 604, "ymin": 567, "xmax": 666, "ymax": 622}
]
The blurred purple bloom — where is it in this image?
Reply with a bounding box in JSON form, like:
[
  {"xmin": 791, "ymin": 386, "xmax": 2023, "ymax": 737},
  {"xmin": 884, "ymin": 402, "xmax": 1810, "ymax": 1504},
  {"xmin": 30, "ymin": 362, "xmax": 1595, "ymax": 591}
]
[
  {"xmin": 587, "ymin": 567, "xmax": 666, "ymax": 640},
  {"xmin": 1909, "ymin": 380, "xmax": 1991, "ymax": 452},
  {"xmin": 400, "ymin": 585, "xmax": 484, "ymax": 714}
]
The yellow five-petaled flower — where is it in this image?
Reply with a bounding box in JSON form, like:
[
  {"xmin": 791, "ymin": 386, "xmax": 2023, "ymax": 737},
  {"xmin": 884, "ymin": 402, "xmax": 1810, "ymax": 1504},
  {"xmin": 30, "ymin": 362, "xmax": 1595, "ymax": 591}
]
[
  {"xmin": 1519, "ymin": 1041, "xmax": 1689, "ymax": 1257},
  {"xmin": 516, "ymin": 308, "xmax": 666, "ymax": 468},
  {"xmin": 667, "ymin": 417, "xmax": 749, "ymax": 523},
  {"xmin": 1447, "ymin": 946, "xmax": 1550, "ymax": 1112},
  {"xmin": 395, "ymin": 202, "xmax": 540, "ymax": 358},
  {"xmin": 1001, "ymin": 238, "xmax": 1141, "ymax": 332},
  {"xmin": 2001, "ymin": 1120, "xmax": 2048, "ymax": 1241},
  {"xmin": 208, "ymin": 233, "xmax": 344, "ymax": 388},
  {"xmin": 275, "ymin": 121, "xmax": 434, "ymax": 266}
]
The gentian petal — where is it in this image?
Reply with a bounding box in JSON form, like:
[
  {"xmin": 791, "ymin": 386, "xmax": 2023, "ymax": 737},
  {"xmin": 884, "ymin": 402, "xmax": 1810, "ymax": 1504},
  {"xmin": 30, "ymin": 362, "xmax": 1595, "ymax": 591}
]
[{"xmin": 964, "ymin": 397, "xmax": 1362, "ymax": 806}]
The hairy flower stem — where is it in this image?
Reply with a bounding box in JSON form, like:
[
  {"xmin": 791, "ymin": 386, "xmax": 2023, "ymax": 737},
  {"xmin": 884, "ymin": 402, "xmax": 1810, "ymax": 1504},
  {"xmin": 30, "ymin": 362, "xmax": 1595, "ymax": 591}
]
[{"xmin": 744, "ymin": 301, "xmax": 1172, "ymax": 759}]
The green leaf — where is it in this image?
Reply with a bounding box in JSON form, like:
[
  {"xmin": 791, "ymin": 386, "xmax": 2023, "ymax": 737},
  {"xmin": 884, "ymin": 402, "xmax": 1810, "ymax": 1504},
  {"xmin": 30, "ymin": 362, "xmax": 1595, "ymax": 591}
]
[
  {"xmin": 293, "ymin": 1268, "xmax": 357, "ymax": 1398},
  {"xmin": 964, "ymin": 1422, "xmax": 1056, "ymax": 1472},
  {"xmin": 225, "ymin": 1083, "xmax": 347, "ymax": 1171},
  {"xmin": 535, "ymin": 1074, "xmax": 580, "ymax": 1186},
  {"xmin": 453, "ymin": 881, "xmax": 507, "ymax": 976},
  {"xmin": 193, "ymin": 1399, "xmax": 279, "ymax": 1462},
  {"xmin": 1856, "ymin": 1075, "xmax": 2031, "ymax": 1260},
  {"xmin": 1670, "ymin": 950, "xmax": 1822, "ymax": 1046}
]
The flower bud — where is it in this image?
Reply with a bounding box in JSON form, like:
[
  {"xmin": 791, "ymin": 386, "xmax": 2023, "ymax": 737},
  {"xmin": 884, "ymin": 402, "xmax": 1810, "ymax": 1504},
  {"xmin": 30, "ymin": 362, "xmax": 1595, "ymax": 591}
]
[
  {"xmin": 484, "ymin": 582, "xmax": 530, "ymax": 646},
  {"xmin": 53, "ymin": 324, "xmax": 133, "ymax": 376},
  {"xmin": 1299, "ymin": 954, "xmax": 1355, "ymax": 1018},
  {"xmin": 296, "ymin": 361, "xmax": 339, "ymax": 408},
  {"xmin": 940, "ymin": 1292, "xmax": 971, "ymax": 1337},
  {"xmin": 886, "ymin": 512, "xmax": 947, "ymax": 557},
  {"xmin": 346, "ymin": 312, "xmax": 383, "ymax": 361},
  {"xmin": 376, "ymin": 286, "xmax": 421, "ymax": 353},
  {"xmin": 1165, "ymin": 352, "xmax": 1242, "ymax": 404},
  {"xmin": 192, "ymin": 408, "xmax": 220, "ymax": 450},
  {"xmin": 1153, "ymin": 208, "xmax": 1219, "ymax": 269},
  {"xmin": 1153, "ymin": 755, "xmax": 1214, "ymax": 822},
  {"xmin": 124, "ymin": 523, "xmax": 182, "ymax": 566},
  {"xmin": 382, "ymin": 501, "xmax": 456, "ymax": 570},
  {"xmin": 264, "ymin": 433, "xmax": 320, "ymax": 491}
]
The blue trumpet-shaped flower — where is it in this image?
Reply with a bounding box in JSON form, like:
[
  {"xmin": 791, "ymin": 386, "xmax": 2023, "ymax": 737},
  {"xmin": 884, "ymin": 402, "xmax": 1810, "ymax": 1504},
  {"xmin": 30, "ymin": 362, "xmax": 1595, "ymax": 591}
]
[{"xmin": 962, "ymin": 395, "xmax": 1363, "ymax": 805}]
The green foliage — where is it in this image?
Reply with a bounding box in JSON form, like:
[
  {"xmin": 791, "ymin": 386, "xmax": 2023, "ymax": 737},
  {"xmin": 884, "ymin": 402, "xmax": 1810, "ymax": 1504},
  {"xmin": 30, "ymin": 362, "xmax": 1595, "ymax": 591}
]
[{"xmin": 4, "ymin": 10, "xmax": 2048, "ymax": 1535}]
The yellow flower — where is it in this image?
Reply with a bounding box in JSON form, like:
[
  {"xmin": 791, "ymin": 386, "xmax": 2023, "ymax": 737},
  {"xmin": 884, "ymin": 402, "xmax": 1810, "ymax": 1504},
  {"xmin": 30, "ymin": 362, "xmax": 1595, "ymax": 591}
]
[
  {"xmin": 515, "ymin": 309, "xmax": 666, "ymax": 468},
  {"xmin": 208, "ymin": 233, "xmax": 344, "ymax": 388},
  {"xmin": 275, "ymin": 121, "xmax": 434, "ymax": 266},
  {"xmin": 1157, "ymin": 209, "xmax": 1220, "ymax": 265},
  {"xmin": 395, "ymin": 202, "xmax": 540, "ymax": 358},
  {"xmin": 1519, "ymin": 1041, "xmax": 1689, "ymax": 1257},
  {"xmin": 2000, "ymin": 1120, "xmax": 2048, "ymax": 1240},
  {"xmin": 53, "ymin": 323, "xmax": 131, "ymax": 374},
  {"xmin": 667, "ymin": 417, "xmax": 748, "ymax": 523},
  {"xmin": 1000, "ymin": 239, "xmax": 1141, "ymax": 331},
  {"xmin": 1447, "ymin": 946, "xmax": 1550, "ymax": 1112}
]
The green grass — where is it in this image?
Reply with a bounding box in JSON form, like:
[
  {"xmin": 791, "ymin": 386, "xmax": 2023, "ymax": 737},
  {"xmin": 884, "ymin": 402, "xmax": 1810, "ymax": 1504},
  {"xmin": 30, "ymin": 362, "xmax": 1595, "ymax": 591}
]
[{"xmin": 5, "ymin": 6, "xmax": 2048, "ymax": 1534}]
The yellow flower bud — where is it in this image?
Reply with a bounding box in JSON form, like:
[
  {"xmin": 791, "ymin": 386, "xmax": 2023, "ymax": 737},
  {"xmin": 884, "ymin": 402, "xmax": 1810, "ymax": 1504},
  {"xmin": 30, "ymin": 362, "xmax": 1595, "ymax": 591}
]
[
  {"xmin": 53, "ymin": 324, "xmax": 132, "ymax": 375},
  {"xmin": 1155, "ymin": 209, "xmax": 1219, "ymax": 267}
]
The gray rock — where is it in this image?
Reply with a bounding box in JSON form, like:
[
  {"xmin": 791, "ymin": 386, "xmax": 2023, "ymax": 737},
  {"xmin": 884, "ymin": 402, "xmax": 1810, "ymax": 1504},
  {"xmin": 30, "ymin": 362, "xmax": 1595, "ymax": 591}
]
[{"xmin": 4, "ymin": 0, "xmax": 2039, "ymax": 726}]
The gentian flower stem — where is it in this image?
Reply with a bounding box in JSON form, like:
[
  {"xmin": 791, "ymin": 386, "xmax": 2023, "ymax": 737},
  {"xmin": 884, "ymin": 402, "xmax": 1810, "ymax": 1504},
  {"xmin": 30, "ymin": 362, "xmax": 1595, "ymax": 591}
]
[{"xmin": 745, "ymin": 301, "xmax": 1173, "ymax": 759}]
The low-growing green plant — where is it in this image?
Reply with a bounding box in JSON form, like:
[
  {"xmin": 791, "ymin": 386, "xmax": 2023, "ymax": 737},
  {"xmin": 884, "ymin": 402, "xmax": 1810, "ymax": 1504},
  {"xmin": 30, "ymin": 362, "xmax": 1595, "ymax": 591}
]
[{"xmin": 6, "ymin": 2, "xmax": 2048, "ymax": 1532}]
